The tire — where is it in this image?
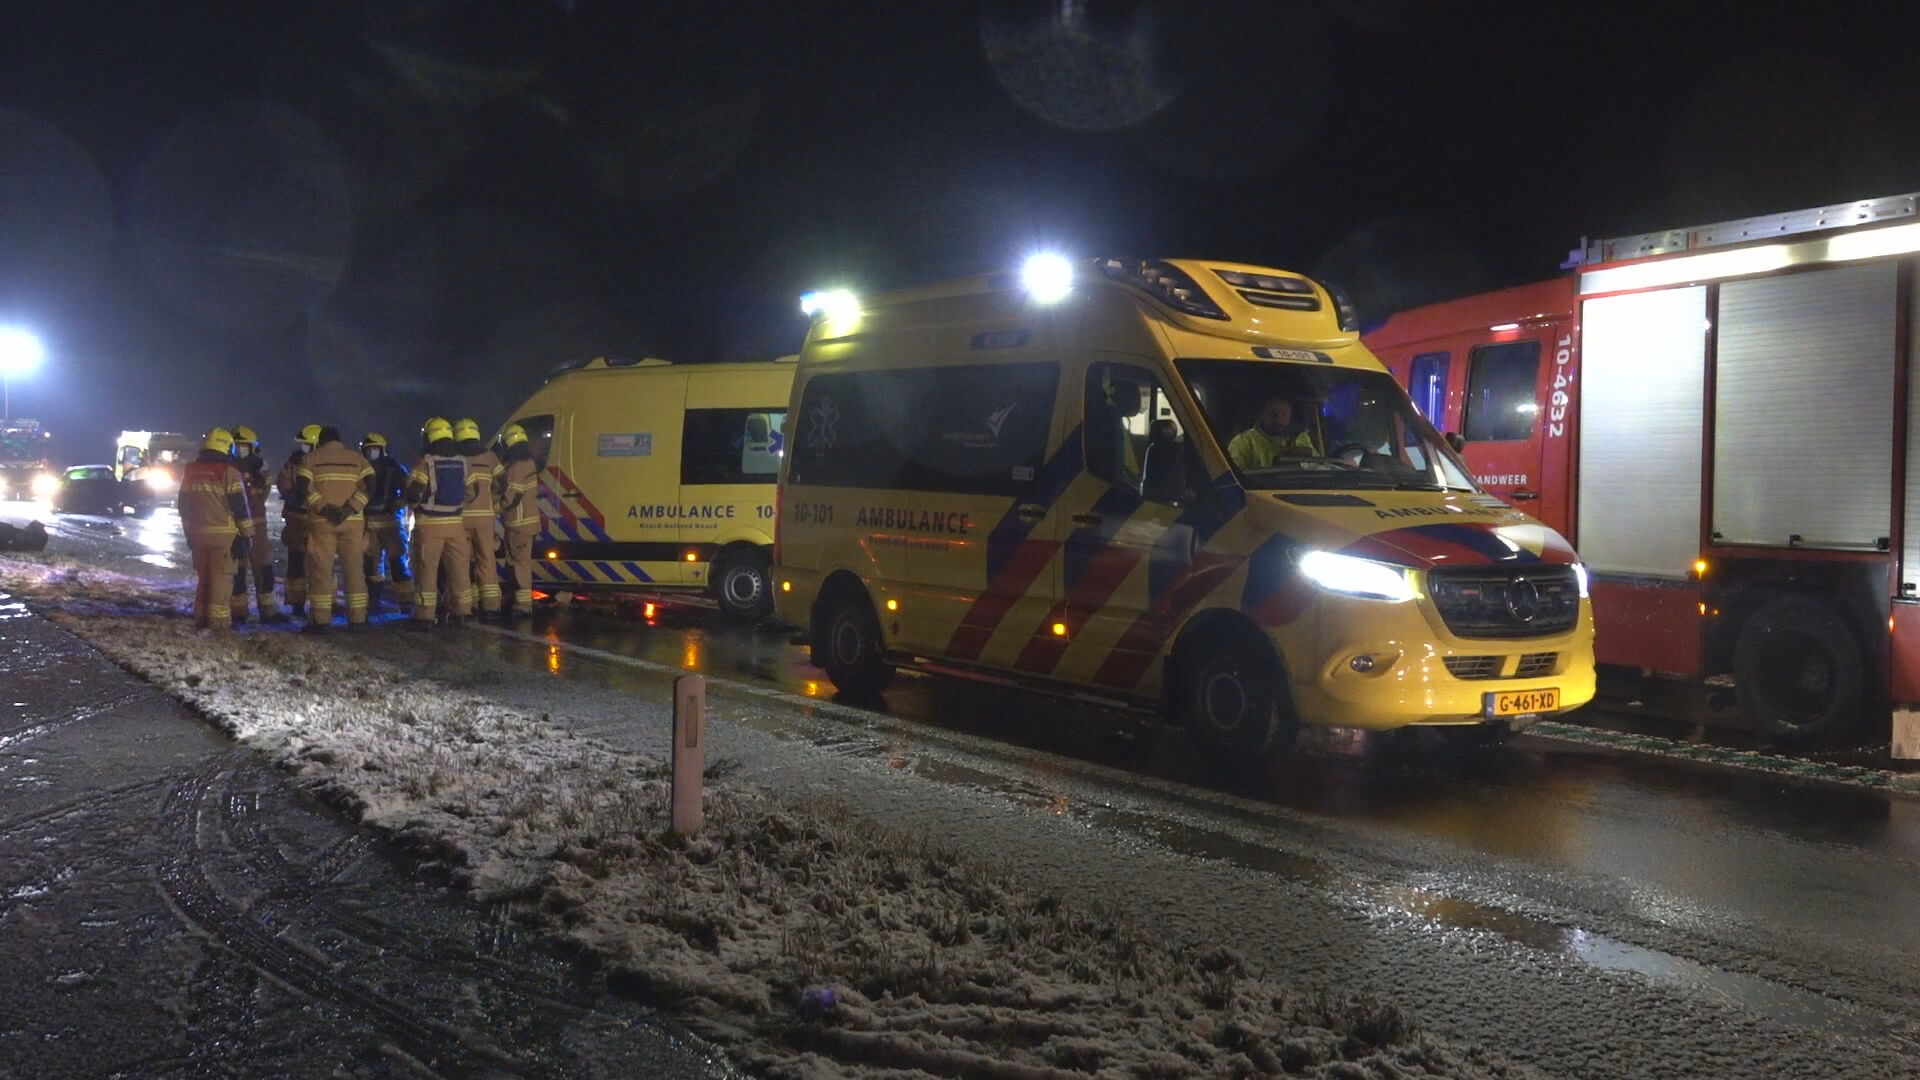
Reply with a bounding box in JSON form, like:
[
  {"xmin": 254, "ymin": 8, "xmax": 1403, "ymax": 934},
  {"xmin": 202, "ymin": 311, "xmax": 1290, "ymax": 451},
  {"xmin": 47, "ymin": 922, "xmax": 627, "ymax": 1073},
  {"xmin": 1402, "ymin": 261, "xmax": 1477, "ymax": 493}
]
[
  {"xmin": 1174, "ymin": 626, "xmax": 1297, "ymax": 767},
  {"xmin": 133, "ymin": 502, "xmax": 155, "ymax": 519},
  {"xmin": 712, "ymin": 548, "xmax": 774, "ymax": 623},
  {"xmin": 1732, "ymin": 594, "xmax": 1865, "ymax": 747},
  {"xmin": 814, "ymin": 587, "xmax": 895, "ymax": 695}
]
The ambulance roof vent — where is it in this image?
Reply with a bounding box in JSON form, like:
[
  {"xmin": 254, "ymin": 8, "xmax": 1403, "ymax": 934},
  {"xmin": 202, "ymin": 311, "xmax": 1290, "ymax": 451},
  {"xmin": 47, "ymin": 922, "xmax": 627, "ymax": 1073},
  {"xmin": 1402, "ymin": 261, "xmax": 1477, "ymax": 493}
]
[{"xmin": 594, "ymin": 355, "xmax": 672, "ymax": 368}]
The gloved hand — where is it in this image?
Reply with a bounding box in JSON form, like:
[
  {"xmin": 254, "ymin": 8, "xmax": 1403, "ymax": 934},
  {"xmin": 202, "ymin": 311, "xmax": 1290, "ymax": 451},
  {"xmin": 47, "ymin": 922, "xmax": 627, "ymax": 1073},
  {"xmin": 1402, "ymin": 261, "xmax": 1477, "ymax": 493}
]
[{"xmin": 232, "ymin": 535, "xmax": 251, "ymax": 560}]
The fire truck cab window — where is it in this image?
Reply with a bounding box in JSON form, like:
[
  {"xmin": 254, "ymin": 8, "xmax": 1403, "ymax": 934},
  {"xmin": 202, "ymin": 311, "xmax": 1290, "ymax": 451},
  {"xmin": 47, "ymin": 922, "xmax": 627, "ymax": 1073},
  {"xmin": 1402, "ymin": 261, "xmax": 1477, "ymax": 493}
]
[
  {"xmin": 1463, "ymin": 341, "xmax": 1541, "ymax": 442},
  {"xmin": 1409, "ymin": 351, "xmax": 1449, "ymax": 423}
]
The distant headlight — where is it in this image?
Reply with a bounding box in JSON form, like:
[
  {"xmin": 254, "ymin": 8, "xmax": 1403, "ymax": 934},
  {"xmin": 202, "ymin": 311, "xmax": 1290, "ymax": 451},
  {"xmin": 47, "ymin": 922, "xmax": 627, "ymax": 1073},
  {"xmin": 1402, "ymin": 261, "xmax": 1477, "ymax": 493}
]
[
  {"xmin": 144, "ymin": 472, "xmax": 176, "ymax": 493},
  {"xmin": 30, "ymin": 472, "xmax": 60, "ymax": 499},
  {"xmin": 1297, "ymin": 550, "xmax": 1415, "ymax": 603}
]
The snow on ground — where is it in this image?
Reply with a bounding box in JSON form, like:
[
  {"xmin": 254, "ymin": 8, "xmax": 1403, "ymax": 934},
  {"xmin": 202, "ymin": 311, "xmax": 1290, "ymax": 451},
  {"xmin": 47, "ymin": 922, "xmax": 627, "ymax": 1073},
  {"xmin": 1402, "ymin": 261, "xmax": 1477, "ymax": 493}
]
[{"xmin": 4, "ymin": 555, "xmax": 1524, "ymax": 1078}]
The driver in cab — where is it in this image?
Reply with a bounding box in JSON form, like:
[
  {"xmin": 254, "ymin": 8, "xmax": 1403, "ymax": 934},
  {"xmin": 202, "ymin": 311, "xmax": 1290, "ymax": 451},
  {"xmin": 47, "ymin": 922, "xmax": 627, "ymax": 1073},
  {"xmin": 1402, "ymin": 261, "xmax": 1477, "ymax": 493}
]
[{"xmin": 1227, "ymin": 396, "xmax": 1317, "ymax": 470}]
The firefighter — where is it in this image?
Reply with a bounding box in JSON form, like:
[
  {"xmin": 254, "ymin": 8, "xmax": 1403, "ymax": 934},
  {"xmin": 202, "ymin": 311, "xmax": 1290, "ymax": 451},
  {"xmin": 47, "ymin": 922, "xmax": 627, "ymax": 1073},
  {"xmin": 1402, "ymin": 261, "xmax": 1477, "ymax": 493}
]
[
  {"xmin": 227, "ymin": 424, "xmax": 285, "ymax": 624},
  {"xmin": 275, "ymin": 426, "xmax": 318, "ymax": 617},
  {"xmin": 297, "ymin": 426, "xmax": 374, "ymax": 632},
  {"xmin": 361, "ymin": 432, "xmax": 413, "ymax": 612},
  {"xmin": 455, "ymin": 418, "xmax": 505, "ymax": 621},
  {"xmin": 406, "ymin": 417, "xmax": 477, "ymax": 629},
  {"xmin": 498, "ymin": 422, "xmax": 541, "ymax": 620},
  {"xmin": 178, "ymin": 428, "xmax": 254, "ymax": 630}
]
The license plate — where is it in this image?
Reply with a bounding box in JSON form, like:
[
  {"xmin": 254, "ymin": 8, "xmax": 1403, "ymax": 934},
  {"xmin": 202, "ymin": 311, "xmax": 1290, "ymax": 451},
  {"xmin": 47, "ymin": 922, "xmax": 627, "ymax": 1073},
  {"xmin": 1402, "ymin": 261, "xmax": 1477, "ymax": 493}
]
[{"xmin": 1485, "ymin": 688, "xmax": 1559, "ymax": 718}]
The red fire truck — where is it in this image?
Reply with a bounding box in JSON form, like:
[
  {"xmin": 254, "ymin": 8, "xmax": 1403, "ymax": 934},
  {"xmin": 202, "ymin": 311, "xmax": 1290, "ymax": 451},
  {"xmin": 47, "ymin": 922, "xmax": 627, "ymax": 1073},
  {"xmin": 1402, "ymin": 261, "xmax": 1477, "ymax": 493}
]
[{"xmin": 1366, "ymin": 192, "xmax": 1920, "ymax": 750}]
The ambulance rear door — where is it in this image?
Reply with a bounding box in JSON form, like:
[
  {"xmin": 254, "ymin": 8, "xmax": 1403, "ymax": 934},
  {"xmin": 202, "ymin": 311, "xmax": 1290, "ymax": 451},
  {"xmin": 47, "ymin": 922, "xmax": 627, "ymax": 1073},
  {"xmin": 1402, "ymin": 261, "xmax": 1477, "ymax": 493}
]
[{"xmin": 567, "ymin": 370, "xmax": 689, "ymax": 586}]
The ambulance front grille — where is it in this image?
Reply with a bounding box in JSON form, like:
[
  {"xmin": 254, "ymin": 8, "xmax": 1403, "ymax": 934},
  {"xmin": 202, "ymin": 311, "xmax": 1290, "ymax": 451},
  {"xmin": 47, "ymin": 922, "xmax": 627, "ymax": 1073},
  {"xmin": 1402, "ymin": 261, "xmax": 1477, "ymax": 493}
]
[
  {"xmin": 1442, "ymin": 656, "xmax": 1501, "ymax": 680},
  {"xmin": 1426, "ymin": 565, "xmax": 1581, "ymax": 639},
  {"xmin": 1515, "ymin": 652, "xmax": 1558, "ymax": 678}
]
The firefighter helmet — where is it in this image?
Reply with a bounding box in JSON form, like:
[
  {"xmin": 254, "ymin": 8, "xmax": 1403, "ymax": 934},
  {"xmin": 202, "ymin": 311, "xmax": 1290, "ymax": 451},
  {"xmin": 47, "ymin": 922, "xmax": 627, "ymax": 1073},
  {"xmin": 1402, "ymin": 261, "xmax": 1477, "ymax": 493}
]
[
  {"xmin": 202, "ymin": 427, "xmax": 235, "ymax": 454},
  {"xmin": 422, "ymin": 417, "xmax": 454, "ymax": 444},
  {"xmin": 453, "ymin": 417, "xmax": 481, "ymax": 442},
  {"xmin": 232, "ymin": 424, "xmax": 259, "ymax": 446},
  {"xmin": 361, "ymin": 432, "xmax": 388, "ymax": 450},
  {"xmin": 501, "ymin": 423, "xmax": 529, "ymax": 447},
  {"xmin": 297, "ymin": 423, "xmax": 323, "ymax": 446}
]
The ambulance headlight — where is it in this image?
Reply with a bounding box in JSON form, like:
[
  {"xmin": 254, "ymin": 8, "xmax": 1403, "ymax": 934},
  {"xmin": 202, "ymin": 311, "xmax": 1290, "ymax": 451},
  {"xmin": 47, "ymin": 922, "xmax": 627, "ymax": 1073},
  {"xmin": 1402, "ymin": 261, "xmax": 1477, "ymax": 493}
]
[
  {"xmin": 1573, "ymin": 562, "xmax": 1589, "ymax": 599},
  {"xmin": 144, "ymin": 472, "xmax": 175, "ymax": 493},
  {"xmin": 1297, "ymin": 551, "xmax": 1414, "ymax": 603},
  {"xmin": 31, "ymin": 471, "xmax": 60, "ymax": 499},
  {"xmin": 799, "ymin": 288, "xmax": 860, "ymax": 324},
  {"xmin": 1020, "ymin": 252, "xmax": 1075, "ymax": 304}
]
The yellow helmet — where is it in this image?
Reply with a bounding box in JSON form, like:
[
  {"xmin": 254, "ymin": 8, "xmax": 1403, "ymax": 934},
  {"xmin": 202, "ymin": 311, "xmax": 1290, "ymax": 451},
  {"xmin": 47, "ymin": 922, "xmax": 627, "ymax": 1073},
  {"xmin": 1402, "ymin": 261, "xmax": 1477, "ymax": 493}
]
[
  {"xmin": 361, "ymin": 432, "xmax": 388, "ymax": 450},
  {"xmin": 422, "ymin": 416, "xmax": 454, "ymax": 443},
  {"xmin": 453, "ymin": 417, "xmax": 481, "ymax": 442},
  {"xmin": 232, "ymin": 424, "xmax": 258, "ymax": 446},
  {"xmin": 297, "ymin": 423, "xmax": 323, "ymax": 445},
  {"xmin": 502, "ymin": 423, "xmax": 529, "ymax": 447},
  {"xmin": 202, "ymin": 427, "xmax": 235, "ymax": 454}
]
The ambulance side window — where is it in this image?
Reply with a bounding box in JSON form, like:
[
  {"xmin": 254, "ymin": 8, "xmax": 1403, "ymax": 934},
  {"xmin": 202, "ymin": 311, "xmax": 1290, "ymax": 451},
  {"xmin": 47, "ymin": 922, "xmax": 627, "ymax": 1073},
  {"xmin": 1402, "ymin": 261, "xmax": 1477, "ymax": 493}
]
[
  {"xmin": 1463, "ymin": 342, "xmax": 1541, "ymax": 442},
  {"xmin": 681, "ymin": 408, "xmax": 788, "ymax": 484},
  {"xmin": 513, "ymin": 414, "xmax": 554, "ymax": 468}
]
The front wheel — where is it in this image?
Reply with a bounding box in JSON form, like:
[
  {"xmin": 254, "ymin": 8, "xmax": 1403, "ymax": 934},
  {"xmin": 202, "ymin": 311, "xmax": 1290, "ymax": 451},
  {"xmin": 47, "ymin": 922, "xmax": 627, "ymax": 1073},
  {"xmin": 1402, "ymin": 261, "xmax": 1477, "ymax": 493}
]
[
  {"xmin": 712, "ymin": 548, "xmax": 774, "ymax": 623},
  {"xmin": 133, "ymin": 502, "xmax": 155, "ymax": 519},
  {"xmin": 814, "ymin": 589, "xmax": 895, "ymax": 696},
  {"xmin": 1174, "ymin": 628, "xmax": 1296, "ymax": 767},
  {"xmin": 1732, "ymin": 595, "xmax": 1865, "ymax": 747}
]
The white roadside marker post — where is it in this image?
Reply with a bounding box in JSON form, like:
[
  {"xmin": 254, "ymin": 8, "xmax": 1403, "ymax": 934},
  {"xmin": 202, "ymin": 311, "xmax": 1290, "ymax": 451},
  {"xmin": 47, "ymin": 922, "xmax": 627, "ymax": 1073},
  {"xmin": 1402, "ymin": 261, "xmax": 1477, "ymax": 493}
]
[{"xmin": 673, "ymin": 675, "xmax": 705, "ymax": 834}]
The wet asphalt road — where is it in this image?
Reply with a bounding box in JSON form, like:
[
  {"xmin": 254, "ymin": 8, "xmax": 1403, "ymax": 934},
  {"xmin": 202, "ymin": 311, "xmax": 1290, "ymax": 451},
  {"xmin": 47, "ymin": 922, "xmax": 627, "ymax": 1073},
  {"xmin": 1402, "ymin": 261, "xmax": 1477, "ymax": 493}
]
[{"xmin": 12, "ymin": 498, "xmax": 1920, "ymax": 1074}]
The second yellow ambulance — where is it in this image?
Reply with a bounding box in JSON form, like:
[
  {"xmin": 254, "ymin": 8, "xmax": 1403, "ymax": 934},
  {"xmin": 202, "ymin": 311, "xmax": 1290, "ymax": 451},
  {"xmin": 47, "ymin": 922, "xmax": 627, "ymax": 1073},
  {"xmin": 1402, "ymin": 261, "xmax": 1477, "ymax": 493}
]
[
  {"xmin": 500, "ymin": 356, "xmax": 793, "ymax": 620},
  {"xmin": 776, "ymin": 257, "xmax": 1596, "ymax": 760}
]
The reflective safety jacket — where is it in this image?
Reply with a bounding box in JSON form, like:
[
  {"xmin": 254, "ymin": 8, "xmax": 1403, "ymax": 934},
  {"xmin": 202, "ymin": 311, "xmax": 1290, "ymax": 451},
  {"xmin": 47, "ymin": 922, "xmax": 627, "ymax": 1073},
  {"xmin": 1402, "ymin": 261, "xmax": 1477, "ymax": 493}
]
[
  {"xmin": 236, "ymin": 454, "xmax": 270, "ymax": 531},
  {"xmin": 364, "ymin": 456, "xmax": 411, "ymax": 518},
  {"xmin": 276, "ymin": 452, "xmax": 307, "ymax": 521},
  {"xmin": 178, "ymin": 451, "xmax": 255, "ymax": 542},
  {"xmin": 299, "ymin": 440, "xmax": 374, "ymax": 521},
  {"xmin": 462, "ymin": 445, "xmax": 503, "ymax": 519},
  {"xmin": 407, "ymin": 445, "xmax": 477, "ymax": 525},
  {"xmin": 1226, "ymin": 426, "xmax": 1318, "ymax": 471},
  {"xmin": 500, "ymin": 453, "xmax": 539, "ymax": 530}
]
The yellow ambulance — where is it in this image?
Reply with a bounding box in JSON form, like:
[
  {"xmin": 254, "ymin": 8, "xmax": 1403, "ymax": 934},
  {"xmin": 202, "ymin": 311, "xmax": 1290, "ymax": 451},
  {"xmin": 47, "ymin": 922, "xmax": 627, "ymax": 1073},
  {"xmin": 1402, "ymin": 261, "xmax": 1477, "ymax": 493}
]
[
  {"xmin": 776, "ymin": 257, "xmax": 1596, "ymax": 760},
  {"xmin": 500, "ymin": 356, "xmax": 793, "ymax": 620}
]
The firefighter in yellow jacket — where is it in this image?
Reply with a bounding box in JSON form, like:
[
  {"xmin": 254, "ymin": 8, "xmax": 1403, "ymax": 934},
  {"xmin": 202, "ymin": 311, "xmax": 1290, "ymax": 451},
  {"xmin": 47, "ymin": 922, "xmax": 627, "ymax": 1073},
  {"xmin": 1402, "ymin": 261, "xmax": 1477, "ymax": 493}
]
[
  {"xmin": 228, "ymin": 424, "xmax": 284, "ymax": 624},
  {"xmin": 406, "ymin": 417, "xmax": 478, "ymax": 629},
  {"xmin": 298, "ymin": 425, "xmax": 374, "ymax": 632},
  {"xmin": 454, "ymin": 418, "xmax": 505, "ymax": 620},
  {"xmin": 177, "ymin": 428, "xmax": 255, "ymax": 630},
  {"xmin": 498, "ymin": 422, "xmax": 541, "ymax": 619},
  {"xmin": 275, "ymin": 426, "xmax": 316, "ymax": 616}
]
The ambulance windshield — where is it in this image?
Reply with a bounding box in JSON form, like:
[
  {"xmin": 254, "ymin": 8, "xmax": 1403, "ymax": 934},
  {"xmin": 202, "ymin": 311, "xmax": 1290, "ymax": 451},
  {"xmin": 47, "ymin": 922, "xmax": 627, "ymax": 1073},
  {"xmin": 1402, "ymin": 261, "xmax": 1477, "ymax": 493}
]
[{"xmin": 1175, "ymin": 360, "xmax": 1477, "ymax": 492}]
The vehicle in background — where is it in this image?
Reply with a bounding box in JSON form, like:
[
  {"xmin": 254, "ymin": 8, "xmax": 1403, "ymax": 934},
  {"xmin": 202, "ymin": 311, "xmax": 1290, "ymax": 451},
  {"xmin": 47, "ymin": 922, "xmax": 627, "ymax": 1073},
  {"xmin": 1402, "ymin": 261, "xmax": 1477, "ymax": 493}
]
[
  {"xmin": 1365, "ymin": 191, "xmax": 1920, "ymax": 749},
  {"xmin": 113, "ymin": 430, "xmax": 197, "ymax": 516},
  {"xmin": 0, "ymin": 418, "xmax": 58, "ymax": 502},
  {"xmin": 499, "ymin": 356, "xmax": 794, "ymax": 621},
  {"xmin": 48, "ymin": 464, "xmax": 148, "ymax": 516},
  {"xmin": 777, "ymin": 256, "xmax": 1595, "ymax": 764}
]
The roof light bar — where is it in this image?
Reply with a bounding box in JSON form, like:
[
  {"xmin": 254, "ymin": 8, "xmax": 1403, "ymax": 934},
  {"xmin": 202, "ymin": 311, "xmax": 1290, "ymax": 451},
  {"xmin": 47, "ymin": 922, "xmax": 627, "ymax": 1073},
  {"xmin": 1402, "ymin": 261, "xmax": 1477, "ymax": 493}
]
[
  {"xmin": 1098, "ymin": 258, "xmax": 1228, "ymax": 320},
  {"xmin": 1020, "ymin": 253, "xmax": 1075, "ymax": 304}
]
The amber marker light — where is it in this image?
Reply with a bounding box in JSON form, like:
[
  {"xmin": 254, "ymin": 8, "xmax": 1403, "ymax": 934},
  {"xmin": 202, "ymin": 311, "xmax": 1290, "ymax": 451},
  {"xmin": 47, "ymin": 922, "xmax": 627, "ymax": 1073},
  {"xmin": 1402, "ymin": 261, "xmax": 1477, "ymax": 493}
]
[
  {"xmin": 886, "ymin": 598, "xmax": 899, "ymax": 611},
  {"xmin": 1051, "ymin": 622, "xmax": 1068, "ymax": 637}
]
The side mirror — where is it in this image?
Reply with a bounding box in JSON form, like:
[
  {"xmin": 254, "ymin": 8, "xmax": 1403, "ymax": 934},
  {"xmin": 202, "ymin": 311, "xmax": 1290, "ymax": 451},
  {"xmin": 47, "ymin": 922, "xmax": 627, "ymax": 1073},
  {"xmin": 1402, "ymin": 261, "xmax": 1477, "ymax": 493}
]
[{"xmin": 1444, "ymin": 432, "xmax": 1466, "ymax": 453}]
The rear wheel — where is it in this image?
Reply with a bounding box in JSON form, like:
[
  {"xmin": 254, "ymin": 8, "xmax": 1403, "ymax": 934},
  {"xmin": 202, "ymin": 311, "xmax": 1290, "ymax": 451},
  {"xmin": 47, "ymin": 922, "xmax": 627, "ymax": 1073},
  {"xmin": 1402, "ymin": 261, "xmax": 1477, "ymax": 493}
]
[
  {"xmin": 712, "ymin": 547, "xmax": 773, "ymax": 623},
  {"xmin": 814, "ymin": 587, "xmax": 894, "ymax": 695},
  {"xmin": 133, "ymin": 501, "xmax": 155, "ymax": 519},
  {"xmin": 1174, "ymin": 626, "xmax": 1297, "ymax": 767},
  {"xmin": 1732, "ymin": 594, "xmax": 1865, "ymax": 747}
]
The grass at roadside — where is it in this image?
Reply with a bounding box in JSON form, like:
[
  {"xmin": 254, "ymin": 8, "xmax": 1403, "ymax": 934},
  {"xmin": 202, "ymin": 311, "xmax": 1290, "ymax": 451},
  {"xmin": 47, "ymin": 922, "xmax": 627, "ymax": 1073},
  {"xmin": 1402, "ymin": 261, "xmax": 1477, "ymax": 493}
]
[{"xmin": 4, "ymin": 554, "xmax": 1526, "ymax": 1078}]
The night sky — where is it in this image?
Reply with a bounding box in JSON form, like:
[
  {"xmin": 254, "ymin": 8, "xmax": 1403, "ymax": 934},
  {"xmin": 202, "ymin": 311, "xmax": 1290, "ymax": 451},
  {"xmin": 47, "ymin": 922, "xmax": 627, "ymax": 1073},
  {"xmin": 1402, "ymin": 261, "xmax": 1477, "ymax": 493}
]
[{"xmin": 3, "ymin": 0, "xmax": 1917, "ymax": 463}]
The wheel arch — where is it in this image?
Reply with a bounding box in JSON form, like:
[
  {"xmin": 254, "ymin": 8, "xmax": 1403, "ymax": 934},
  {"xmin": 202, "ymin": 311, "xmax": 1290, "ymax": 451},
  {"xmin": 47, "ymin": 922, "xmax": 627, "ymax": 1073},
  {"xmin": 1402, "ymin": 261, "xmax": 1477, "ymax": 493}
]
[{"xmin": 1163, "ymin": 606, "xmax": 1293, "ymax": 714}]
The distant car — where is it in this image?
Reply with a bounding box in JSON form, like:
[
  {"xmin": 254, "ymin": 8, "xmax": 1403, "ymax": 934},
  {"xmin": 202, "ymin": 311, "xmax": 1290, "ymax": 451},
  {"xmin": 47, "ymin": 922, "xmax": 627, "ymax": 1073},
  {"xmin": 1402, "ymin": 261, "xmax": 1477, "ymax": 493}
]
[{"xmin": 51, "ymin": 464, "xmax": 152, "ymax": 517}]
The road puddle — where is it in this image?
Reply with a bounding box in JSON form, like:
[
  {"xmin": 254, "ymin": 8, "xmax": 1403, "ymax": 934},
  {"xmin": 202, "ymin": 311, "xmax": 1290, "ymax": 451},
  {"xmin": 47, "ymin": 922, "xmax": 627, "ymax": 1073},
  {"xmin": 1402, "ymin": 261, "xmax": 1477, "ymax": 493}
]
[{"xmin": 1084, "ymin": 806, "xmax": 1904, "ymax": 1042}]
